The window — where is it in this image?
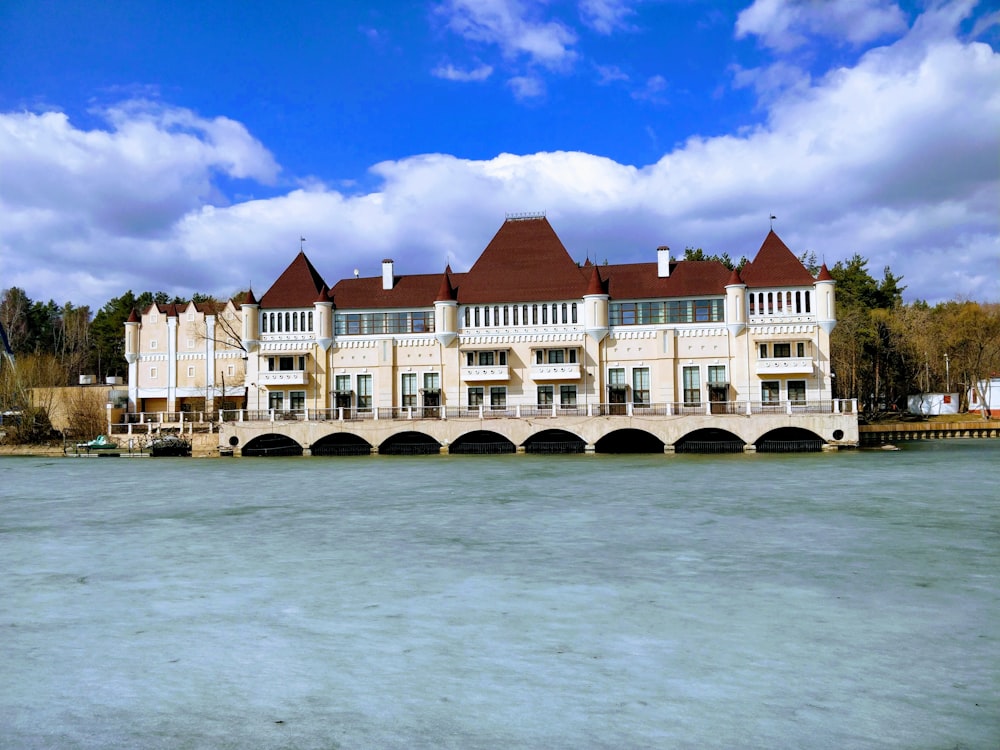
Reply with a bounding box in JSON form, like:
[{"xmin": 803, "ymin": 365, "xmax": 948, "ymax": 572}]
[
  {"xmin": 608, "ymin": 367, "xmax": 626, "ymax": 388},
  {"xmin": 503, "ymin": 306, "xmax": 509, "ymax": 325},
  {"xmin": 269, "ymin": 391, "xmax": 284, "ymax": 410},
  {"xmin": 560, "ymin": 385, "xmax": 577, "ymax": 407},
  {"xmin": 561, "ymin": 303, "xmax": 568, "ymax": 324},
  {"xmin": 490, "ymin": 386, "xmax": 506, "ymax": 410},
  {"xmin": 484, "ymin": 306, "xmax": 490, "ymax": 326},
  {"xmin": 357, "ymin": 374, "xmax": 372, "ymax": 410},
  {"xmin": 262, "ymin": 315, "xmax": 268, "ymax": 333},
  {"xmin": 292, "ymin": 313, "xmax": 298, "ymax": 332},
  {"xmin": 532, "ymin": 305, "xmax": 538, "ymax": 324},
  {"xmin": 290, "ymin": 391, "xmax": 305, "ymax": 410},
  {"xmin": 537, "ymin": 385, "xmax": 554, "ymax": 406},
  {"xmin": 788, "ymin": 380, "xmax": 806, "ymax": 405},
  {"xmin": 468, "ymin": 386, "xmax": 484, "ymax": 408},
  {"xmin": 773, "ymin": 343, "xmax": 791, "ymax": 358},
  {"xmin": 401, "ymin": 373, "xmax": 417, "ymax": 407},
  {"xmin": 512, "ymin": 306, "xmax": 519, "ymax": 325},
  {"xmin": 542, "ymin": 305, "xmax": 548, "ymax": 324},
  {"xmin": 478, "ymin": 351, "xmax": 495, "ymax": 366},
  {"xmin": 548, "ymin": 349, "xmax": 565, "ymax": 364},
  {"xmin": 149, "ymin": 367, "xmax": 158, "ymax": 380},
  {"xmin": 335, "ymin": 374, "xmax": 351, "ymax": 393},
  {"xmin": 187, "ymin": 312, "xmax": 194, "ymax": 322},
  {"xmin": 475, "ymin": 307, "xmax": 481, "ymax": 327},
  {"xmin": 683, "ymin": 366, "xmax": 701, "ymax": 406},
  {"xmin": 464, "ymin": 308, "xmax": 471, "ymax": 327},
  {"xmin": 761, "ymin": 381, "xmax": 780, "ymax": 403},
  {"xmin": 187, "ymin": 366, "xmax": 195, "ymax": 378},
  {"xmin": 759, "ymin": 343, "xmax": 768, "ymax": 358},
  {"xmin": 308, "ymin": 312, "xmax": 313, "ymax": 331},
  {"xmin": 632, "ymin": 368, "xmax": 650, "ymax": 405},
  {"xmin": 494, "ymin": 306, "xmax": 500, "ymax": 327},
  {"xmin": 610, "ymin": 300, "xmax": 724, "ymax": 325},
  {"xmin": 227, "ymin": 364, "xmax": 235, "ymax": 376},
  {"xmin": 150, "ymin": 339, "xmax": 158, "ymax": 350},
  {"xmin": 796, "ymin": 342, "xmax": 806, "ymax": 358},
  {"xmin": 708, "ymin": 366, "xmax": 726, "ymax": 385},
  {"xmin": 571, "ymin": 303, "xmax": 578, "ymax": 324}
]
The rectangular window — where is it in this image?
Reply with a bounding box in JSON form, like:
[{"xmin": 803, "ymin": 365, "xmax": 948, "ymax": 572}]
[
  {"xmin": 149, "ymin": 366, "xmax": 157, "ymax": 380},
  {"xmin": 548, "ymin": 349, "xmax": 565, "ymax": 364},
  {"xmin": 478, "ymin": 351, "xmax": 495, "ymax": 366},
  {"xmin": 788, "ymin": 380, "xmax": 806, "ymax": 405},
  {"xmin": 150, "ymin": 339, "xmax": 158, "ymax": 350},
  {"xmin": 401, "ymin": 373, "xmax": 417, "ymax": 407},
  {"xmin": 490, "ymin": 386, "xmax": 506, "ymax": 410},
  {"xmin": 187, "ymin": 366, "xmax": 195, "ymax": 378},
  {"xmin": 227, "ymin": 364, "xmax": 235, "ymax": 376},
  {"xmin": 357, "ymin": 374, "xmax": 372, "ymax": 410},
  {"xmin": 761, "ymin": 381, "xmax": 780, "ymax": 403},
  {"xmin": 468, "ymin": 386, "xmax": 484, "ymax": 408},
  {"xmin": 423, "ymin": 372, "xmax": 439, "ymax": 392},
  {"xmin": 708, "ymin": 365, "xmax": 726, "ymax": 384},
  {"xmin": 335, "ymin": 374, "xmax": 351, "ymax": 393},
  {"xmin": 537, "ymin": 385, "xmax": 553, "ymax": 406},
  {"xmin": 289, "ymin": 391, "xmax": 305, "ymax": 410},
  {"xmin": 759, "ymin": 343, "xmax": 768, "ymax": 358},
  {"xmin": 560, "ymin": 385, "xmax": 577, "ymax": 407},
  {"xmin": 796, "ymin": 342, "xmax": 806, "ymax": 358},
  {"xmin": 542, "ymin": 305, "xmax": 548, "ymax": 324},
  {"xmin": 608, "ymin": 367, "xmax": 626, "ymax": 388},
  {"xmin": 683, "ymin": 366, "xmax": 701, "ymax": 406},
  {"xmin": 503, "ymin": 306, "xmax": 509, "ymax": 325},
  {"xmin": 632, "ymin": 368, "xmax": 650, "ymax": 405},
  {"xmin": 773, "ymin": 343, "xmax": 791, "ymax": 358},
  {"xmin": 571, "ymin": 303, "xmax": 578, "ymax": 324},
  {"xmin": 268, "ymin": 391, "xmax": 284, "ymax": 410},
  {"xmin": 512, "ymin": 306, "xmax": 519, "ymax": 325},
  {"xmin": 568, "ymin": 348, "xmax": 577, "ymax": 363}
]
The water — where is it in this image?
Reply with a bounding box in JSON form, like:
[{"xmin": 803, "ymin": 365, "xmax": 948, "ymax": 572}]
[{"xmin": 1, "ymin": 442, "xmax": 997, "ymax": 749}]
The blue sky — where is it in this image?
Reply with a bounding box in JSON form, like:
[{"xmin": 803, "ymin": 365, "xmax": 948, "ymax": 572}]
[{"xmin": 1, "ymin": 0, "xmax": 997, "ymax": 310}]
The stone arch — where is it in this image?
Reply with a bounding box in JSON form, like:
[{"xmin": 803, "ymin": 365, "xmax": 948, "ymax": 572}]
[
  {"xmin": 523, "ymin": 429, "xmax": 586, "ymax": 454},
  {"xmin": 311, "ymin": 433, "xmax": 372, "ymax": 456},
  {"xmin": 449, "ymin": 430, "xmax": 516, "ymax": 455},
  {"xmin": 379, "ymin": 430, "xmax": 442, "ymax": 456},
  {"xmin": 242, "ymin": 433, "xmax": 303, "ymax": 457},
  {"xmin": 674, "ymin": 428, "xmax": 745, "ymax": 454},
  {"xmin": 755, "ymin": 427, "xmax": 825, "ymax": 453},
  {"xmin": 594, "ymin": 428, "xmax": 665, "ymax": 454}
]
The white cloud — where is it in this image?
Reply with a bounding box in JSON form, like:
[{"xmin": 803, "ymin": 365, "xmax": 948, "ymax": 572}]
[
  {"xmin": 437, "ymin": 0, "xmax": 578, "ymax": 69},
  {"xmin": 507, "ymin": 75, "xmax": 546, "ymax": 99},
  {"xmin": 736, "ymin": 0, "xmax": 909, "ymax": 51},
  {"xmin": 579, "ymin": 0, "xmax": 636, "ymax": 34},
  {"xmin": 631, "ymin": 74, "xmax": 667, "ymax": 102},
  {"xmin": 431, "ymin": 62, "xmax": 495, "ymax": 81},
  {"xmin": 1, "ymin": 3, "xmax": 997, "ymax": 308},
  {"xmin": 595, "ymin": 63, "xmax": 629, "ymax": 85}
]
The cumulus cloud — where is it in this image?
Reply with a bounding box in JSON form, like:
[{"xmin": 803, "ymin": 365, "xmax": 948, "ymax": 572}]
[
  {"xmin": 507, "ymin": 75, "xmax": 546, "ymax": 99},
  {"xmin": 579, "ymin": 0, "xmax": 636, "ymax": 34},
  {"xmin": 1, "ymin": 3, "xmax": 997, "ymax": 308},
  {"xmin": 437, "ymin": 0, "xmax": 578, "ymax": 69},
  {"xmin": 736, "ymin": 0, "xmax": 909, "ymax": 51},
  {"xmin": 595, "ymin": 63, "xmax": 629, "ymax": 85},
  {"xmin": 431, "ymin": 62, "xmax": 495, "ymax": 81}
]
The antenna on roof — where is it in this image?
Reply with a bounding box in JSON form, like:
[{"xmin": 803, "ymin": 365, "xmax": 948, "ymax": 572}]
[{"xmin": 769, "ymin": 214, "xmax": 777, "ymax": 230}]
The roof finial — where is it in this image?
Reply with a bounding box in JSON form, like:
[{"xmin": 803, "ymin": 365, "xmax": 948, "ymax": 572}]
[
  {"xmin": 769, "ymin": 214, "xmax": 777, "ymax": 230},
  {"xmin": 300, "ymin": 236, "xmax": 306, "ymax": 252}
]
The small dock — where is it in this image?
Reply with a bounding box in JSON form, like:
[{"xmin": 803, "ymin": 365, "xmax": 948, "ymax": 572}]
[{"xmin": 859, "ymin": 421, "xmax": 1000, "ymax": 446}]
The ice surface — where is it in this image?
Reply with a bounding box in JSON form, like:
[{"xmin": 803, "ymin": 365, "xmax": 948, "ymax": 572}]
[{"xmin": 0, "ymin": 442, "xmax": 997, "ymax": 748}]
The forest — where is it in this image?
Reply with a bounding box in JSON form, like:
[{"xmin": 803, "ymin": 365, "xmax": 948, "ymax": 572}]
[{"xmin": 2, "ymin": 255, "xmax": 998, "ymax": 432}]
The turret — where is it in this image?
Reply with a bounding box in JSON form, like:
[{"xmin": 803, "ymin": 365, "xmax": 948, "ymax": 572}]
[
  {"xmin": 124, "ymin": 308, "xmax": 140, "ymax": 364},
  {"xmin": 314, "ymin": 286, "xmax": 334, "ymax": 351},
  {"xmin": 434, "ymin": 266, "xmax": 458, "ymax": 347},
  {"xmin": 815, "ymin": 264, "xmax": 836, "ymax": 334},
  {"xmin": 240, "ymin": 288, "xmax": 260, "ymax": 352},
  {"xmin": 724, "ymin": 268, "xmax": 746, "ymax": 337},
  {"xmin": 583, "ymin": 264, "xmax": 609, "ymax": 342}
]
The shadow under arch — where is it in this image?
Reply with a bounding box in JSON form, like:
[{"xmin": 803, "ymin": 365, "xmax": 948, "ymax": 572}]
[
  {"xmin": 755, "ymin": 427, "xmax": 825, "ymax": 453},
  {"xmin": 594, "ymin": 428, "xmax": 665, "ymax": 454},
  {"xmin": 311, "ymin": 433, "xmax": 372, "ymax": 456},
  {"xmin": 449, "ymin": 430, "xmax": 516, "ymax": 455},
  {"xmin": 242, "ymin": 433, "xmax": 304, "ymax": 457},
  {"xmin": 379, "ymin": 430, "xmax": 442, "ymax": 456},
  {"xmin": 523, "ymin": 428, "xmax": 586, "ymax": 454},
  {"xmin": 674, "ymin": 428, "xmax": 745, "ymax": 455}
]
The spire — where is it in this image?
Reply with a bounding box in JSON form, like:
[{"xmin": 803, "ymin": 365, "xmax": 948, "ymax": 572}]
[
  {"xmin": 243, "ymin": 288, "xmax": 258, "ymax": 305},
  {"xmin": 585, "ymin": 264, "xmax": 607, "ymax": 296},
  {"xmin": 435, "ymin": 265, "xmax": 456, "ymax": 302},
  {"xmin": 816, "ymin": 264, "xmax": 834, "ymax": 282},
  {"xmin": 314, "ymin": 284, "xmax": 331, "ymax": 304},
  {"xmin": 726, "ymin": 267, "xmax": 743, "ymax": 286},
  {"xmin": 126, "ymin": 308, "xmax": 139, "ymax": 323}
]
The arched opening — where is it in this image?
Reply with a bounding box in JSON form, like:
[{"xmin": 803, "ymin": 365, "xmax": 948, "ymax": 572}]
[
  {"xmin": 242, "ymin": 433, "xmax": 303, "ymax": 457},
  {"xmin": 379, "ymin": 431, "xmax": 441, "ymax": 456},
  {"xmin": 449, "ymin": 430, "xmax": 516, "ymax": 455},
  {"xmin": 523, "ymin": 429, "xmax": 586, "ymax": 454},
  {"xmin": 311, "ymin": 433, "xmax": 372, "ymax": 456},
  {"xmin": 674, "ymin": 428, "xmax": 745, "ymax": 454},
  {"xmin": 755, "ymin": 427, "xmax": 825, "ymax": 453},
  {"xmin": 595, "ymin": 429, "xmax": 664, "ymax": 454}
]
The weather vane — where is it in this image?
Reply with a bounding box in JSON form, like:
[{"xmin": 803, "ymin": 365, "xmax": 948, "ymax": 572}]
[
  {"xmin": 300, "ymin": 236, "xmax": 306, "ymax": 251},
  {"xmin": 769, "ymin": 214, "xmax": 777, "ymax": 230}
]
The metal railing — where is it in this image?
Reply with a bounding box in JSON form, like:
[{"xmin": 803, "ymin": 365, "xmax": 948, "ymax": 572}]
[{"xmin": 113, "ymin": 398, "xmax": 858, "ymax": 430}]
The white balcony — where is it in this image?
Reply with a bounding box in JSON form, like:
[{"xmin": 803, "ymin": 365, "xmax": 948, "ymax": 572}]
[
  {"xmin": 462, "ymin": 365, "xmax": 510, "ymax": 382},
  {"xmin": 755, "ymin": 357, "xmax": 814, "ymax": 375},
  {"xmin": 260, "ymin": 370, "xmax": 309, "ymax": 385},
  {"xmin": 530, "ymin": 363, "xmax": 581, "ymax": 381}
]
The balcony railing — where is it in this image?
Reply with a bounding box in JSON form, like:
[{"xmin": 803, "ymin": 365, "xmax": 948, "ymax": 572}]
[
  {"xmin": 755, "ymin": 357, "xmax": 814, "ymax": 375},
  {"xmin": 259, "ymin": 370, "xmax": 309, "ymax": 385},
  {"xmin": 110, "ymin": 398, "xmax": 857, "ymax": 433},
  {"xmin": 529, "ymin": 363, "xmax": 581, "ymax": 380},
  {"xmin": 461, "ymin": 365, "xmax": 510, "ymax": 381}
]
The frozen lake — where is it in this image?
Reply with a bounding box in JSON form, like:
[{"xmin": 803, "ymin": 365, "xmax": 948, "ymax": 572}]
[{"xmin": 1, "ymin": 441, "xmax": 998, "ymax": 749}]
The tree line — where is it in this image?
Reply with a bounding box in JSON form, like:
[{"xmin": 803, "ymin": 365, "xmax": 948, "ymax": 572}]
[{"xmin": 3, "ymin": 258, "xmax": 999, "ymax": 423}]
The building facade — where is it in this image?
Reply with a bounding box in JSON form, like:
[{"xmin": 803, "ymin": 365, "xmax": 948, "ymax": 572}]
[{"xmin": 124, "ymin": 215, "xmax": 852, "ymax": 452}]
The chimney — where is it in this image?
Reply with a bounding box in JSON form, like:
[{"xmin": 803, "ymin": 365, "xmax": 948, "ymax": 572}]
[
  {"xmin": 657, "ymin": 246, "xmax": 670, "ymax": 278},
  {"xmin": 382, "ymin": 259, "xmax": 394, "ymax": 290}
]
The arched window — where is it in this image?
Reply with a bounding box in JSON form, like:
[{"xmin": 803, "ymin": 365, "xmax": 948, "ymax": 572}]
[
  {"xmin": 484, "ymin": 306, "xmax": 490, "ymax": 326},
  {"xmin": 571, "ymin": 303, "xmax": 578, "ymax": 324},
  {"xmin": 542, "ymin": 305, "xmax": 548, "ymax": 324},
  {"xmin": 262, "ymin": 314, "xmax": 268, "ymax": 333},
  {"xmin": 277, "ymin": 313, "xmax": 283, "ymax": 332},
  {"xmin": 292, "ymin": 313, "xmax": 298, "ymax": 332},
  {"xmin": 308, "ymin": 311, "xmax": 313, "ymax": 331},
  {"xmin": 513, "ymin": 306, "xmax": 519, "ymax": 325},
  {"xmin": 532, "ymin": 305, "xmax": 538, "ymax": 325},
  {"xmin": 494, "ymin": 306, "xmax": 500, "ymax": 326},
  {"xmin": 464, "ymin": 307, "xmax": 470, "ymax": 327},
  {"xmin": 561, "ymin": 303, "xmax": 568, "ymax": 324},
  {"xmin": 285, "ymin": 312, "xmax": 291, "ymax": 331}
]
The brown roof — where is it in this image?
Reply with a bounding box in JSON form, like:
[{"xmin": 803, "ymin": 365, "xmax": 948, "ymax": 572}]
[
  {"xmin": 260, "ymin": 251, "xmax": 329, "ymax": 308},
  {"xmin": 454, "ymin": 217, "xmax": 589, "ymax": 303},
  {"xmin": 597, "ymin": 260, "xmax": 732, "ymax": 300},
  {"xmin": 330, "ymin": 272, "xmax": 455, "ymax": 309},
  {"xmin": 243, "ymin": 288, "xmax": 258, "ymax": 305},
  {"xmin": 816, "ymin": 263, "xmax": 834, "ymax": 282},
  {"xmin": 585, "ymin": 264, "xmax": 607, "ymax": 295},
  {"xmin": 435, "ymin": 266, "xmax": 457, "ymax": 302},
  {"xmin": 740, "ymin": 230, "xmax": 816, "ymax": 288}
]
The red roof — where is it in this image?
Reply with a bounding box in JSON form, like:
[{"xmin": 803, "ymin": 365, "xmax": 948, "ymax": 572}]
[
  {"xmin": 740, "ymin": 230, "xmax": 815, "ymax": 288},
  {"xmin": 455, "ymin": 217, "xmax": 589, "ymax": 303},
  {"xmin": 816, "ymin": 263, "xmax": 834, "ymax": 282},
  {"xmin": 595, "ymin": 261, "xmax": 732, "ymax": 299},
  {"xmin": 330, "ymin": 272, "xmax": 457, "ymax": 309},
  {"xmin": 260, "ymin": 251, "xmax": 329, "ymax": 308}
]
